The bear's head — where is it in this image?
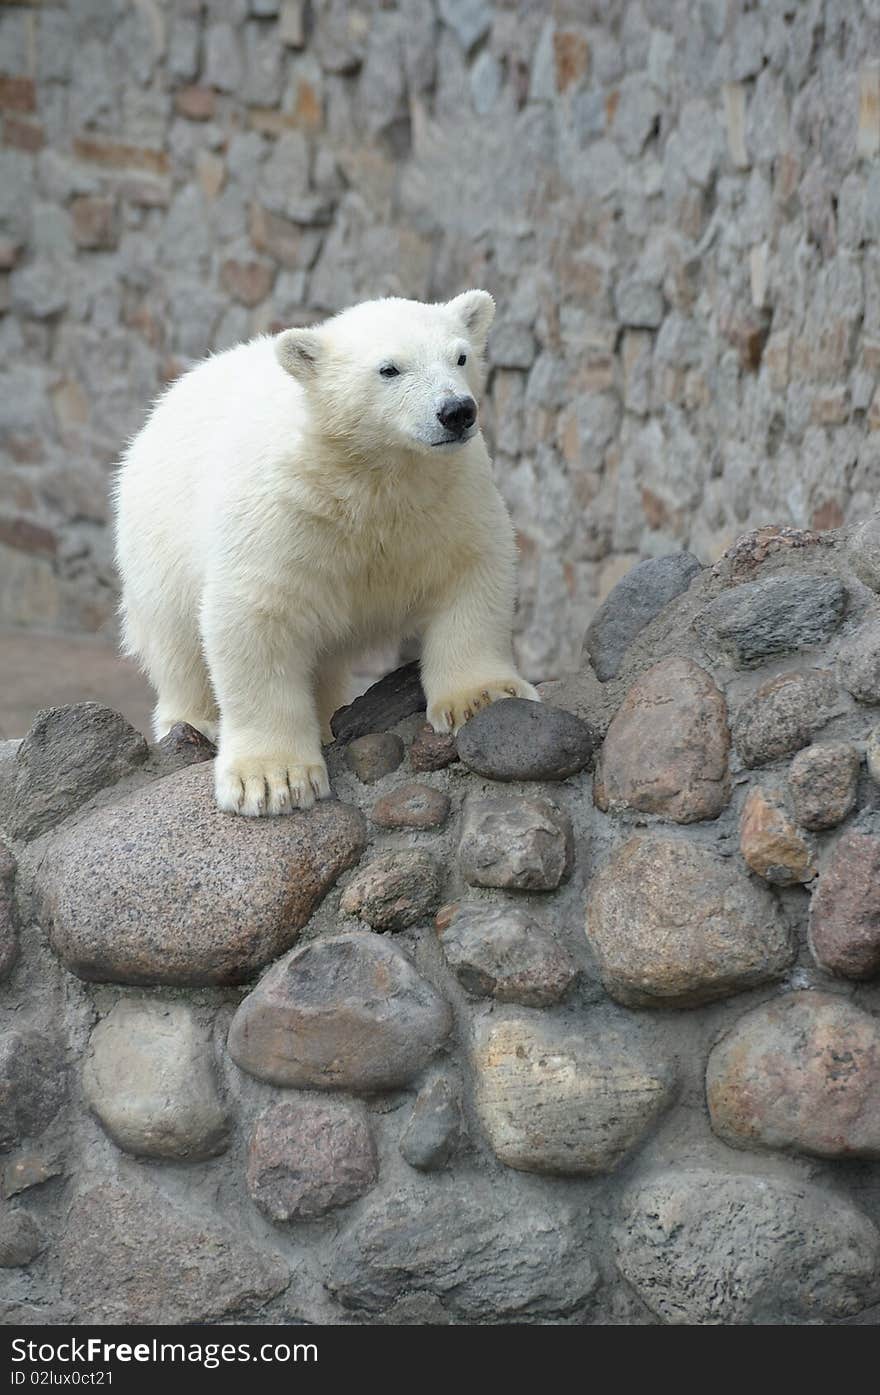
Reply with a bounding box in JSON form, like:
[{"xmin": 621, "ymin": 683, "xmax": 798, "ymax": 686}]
[{"xmin": 275, "ymin": 291, "xmax": 495, "ymax": 458}]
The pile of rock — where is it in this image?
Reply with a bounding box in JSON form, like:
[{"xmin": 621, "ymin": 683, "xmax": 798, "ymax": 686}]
[{"xmin": 2, "ymin": 521, "xmax": 880, "ymax": 1325}]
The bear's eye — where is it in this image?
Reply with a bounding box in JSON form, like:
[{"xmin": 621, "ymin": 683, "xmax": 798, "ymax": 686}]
[
  {"xmin": 457, "ymin": 353, "xmax": 467, "ymax": 366},
  {"xmin": 379, "ymin": 363, "xmax": 400, "ymax": 378}
]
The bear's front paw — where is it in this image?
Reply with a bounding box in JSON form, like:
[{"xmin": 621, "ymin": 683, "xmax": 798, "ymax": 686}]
[
  {"xmin": 427, "ymin": 676, "xmax": 540, "ymax": 735},
  {"xmin": 215, "ymin": 754, "xmax": 331, "ymax": 816}
]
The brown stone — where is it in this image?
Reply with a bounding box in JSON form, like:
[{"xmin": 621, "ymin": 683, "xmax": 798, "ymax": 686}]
[
  {"xmin": 707, "ymin": 991, "xmax": 880, "ymax": 1159},
  {"xmin": 247, "ymin": 1096, "xmax": 377, "ymax": 1221},
  {"xmin": 227, "ymin": 932, "xmax": 452, "ymax": 1091},
  {"xmin": 220, "ymin": 259, "xmax": 275, "ymax": 307},
  {"xmin": 340, "ymin": 850, "xmax": 442, "ymax": 930},
  {"xmin": 809, "ymin": 825, "xmax": 880, "ymax": 979},
  {"xmin": 174, "ymin": 86, "xmax": 216, "ymax": 120},
  {"xmin": 459, "ymin": 793, "xmax": 574, "ymax": 892},
  {"xmin": 370, "ymin": 783, "xmax": 449, "ymax": 830},
  {"xmin": 712, "ymin": 527, "xmax": 827, "ymax": 584},
  {"xmin": 250, "ymin": 203, "xmax": 306, "ymax": 267},
  {"xmin": 594, "ymin": 658, "xmax": 731, "ymax": 823},
  {"xmin": 553, "ymin": 30, "xmax": 590, "ymax": 92},
  {"xmin": 0, "ymin": 77, "xmax": 35, "ymax": 113},
  {"xmin": 732, "ymin": 670, "xmax": 847, "ymax": 768},
  {"xmin": 154, "ymin": 721, "xmax": 216, "ymax": 770},
  {"xmin": 343, "ymin": 731, "xmax": 404, "ymax": 783},
  {"xmin": 586, "ymin": 834, "xmax": 794, "ymax": 1008},
  {"xmin": 36, "ymin": 763, "xmax": 366, "ymax": 986},
  {"xmin": 739, "ymin": 786, "xmax": 815, "ymax": 885},
  {"xmin": 72, "ymin": 137, "xmax": 169, "ymax": 176},
  {"xmin": 788, "ymin": 742, "xmax": 860, "ymax": 830},
  {"xmin": 3, "ymin": 117, "xmax": 43, "ymax": 152},
  {"xmin": 196, "ymin": 151, "xmax": 225, "ymax": 200},
  {"xmin": 71, "ymin": 196, "xmax": 118, "ymax": 251},
  {"xmin": 409, "ymin": 722, "xmax": 458, "ymax": 772}
]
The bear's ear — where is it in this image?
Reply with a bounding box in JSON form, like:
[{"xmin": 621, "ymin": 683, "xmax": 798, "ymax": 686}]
[
  {"xmin": 276, "ymin": 327, "xmax": 323, "ymax": 383},
  {"xmin": 446, "ymin": 289, "xmax": 495, "ymax": 350}
]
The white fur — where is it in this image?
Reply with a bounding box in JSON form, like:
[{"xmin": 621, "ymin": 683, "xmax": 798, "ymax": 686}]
[{"xmin": 114, "ymin": 292, "xmax": 539, "ymax": 816}]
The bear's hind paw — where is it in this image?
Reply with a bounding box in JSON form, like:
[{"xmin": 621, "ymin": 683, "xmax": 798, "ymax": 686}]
[
  {"xmin": 215, "ymin": 755, "xmax": 331, "ymax": 816},
  {"xmin": 427, "ymin": 676, "xmax": 540, "ymax": 735}
]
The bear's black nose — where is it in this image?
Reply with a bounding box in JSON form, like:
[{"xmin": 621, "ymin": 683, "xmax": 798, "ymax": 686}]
[{"xmin": 437, "ymin": 396, "xmax": 477, "ymax": 435}]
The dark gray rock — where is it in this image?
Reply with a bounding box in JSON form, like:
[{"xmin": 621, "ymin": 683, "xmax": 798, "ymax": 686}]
[
  {"xmin": 227, "ymin": 932, "xmax": 452, "ymax": 1091},
  {"xmin": 331, "ymin": 662, "xmax": 425, "ymax": 744},
  {"xmin": 329, "ymin": 1183, "xmax": 600, "ymax": 1321},
  {"xmin": 459, "ymin": 794, "xmax": 574, "ymax": 891},
  {"xmin": 437, "ymin": 902, "xmax": 576, "ymax": 1006},
  {"xmin": 732, "ymin": 670, "xmax": 849, "ymax": 767},
  {"xmin": 0, "ymin": 1029, "xmax": 66, "ymax": 1153},
  {"xmin": 695, "ymin": 574, "xmax": 847, "ymax": 669},
  {"xmin": 584, "ymin": 553, "xmax": 702, "ymax": 681},
  {"xmin": 399, "ymin": 1076, "xmax": 463, "ymax": 1171},
  {"xmin": 0, "ymin": 1204, "xmax": 43, "ymax": 1267},
  {"xmin": 36, "ymin": 763, "xmax": 366, "ymax": 986},
  {"xmin": 83, "ymin": 1000, "xmax": 230, "ymax": 1161},
  {"xmin": 153, "ymin": 721, "xmax": 216, "ymax": 770},
  {"xmin": 615, "ymin": 1169, "xmax": 880, "ymax": 1324},
  {"xmin": 456, "ymin": 698, "xmax": 596, "ymax": 781},
  {"xmin": 0, "ymin": 844, "xmax": 17, "ymax": 983},
  {"xmin": 247, "ymin": 1095, "xmax": 377, "ymax": 1221},
  {"xmin": 344, "ymin": 732, "xmax": 404, "ymax": 783},
  {"xmin": 339, "ymin": 850, "xmax": 442, "ymax": 929},
  {"xmin": 3, "ymin": 703, "xmax": 148, "ymax": 841},
  {"xmin": 60, "ymin": 1175, "xmax": 289, "ymax": 1323}
]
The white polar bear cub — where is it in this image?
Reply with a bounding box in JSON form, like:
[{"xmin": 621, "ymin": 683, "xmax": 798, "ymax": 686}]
[{"xmin": 114, "ymin": 290, "xmax": 539, "ymax": 816}]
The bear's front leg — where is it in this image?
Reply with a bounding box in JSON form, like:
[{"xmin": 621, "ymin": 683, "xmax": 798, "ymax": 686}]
[
  {"xmin": 202, "ymin": 591, "xmax": 329, "ymax": 816},
  {"xmin": 421, "ymin": 563, "xmax": 540, "ymax": 736}
]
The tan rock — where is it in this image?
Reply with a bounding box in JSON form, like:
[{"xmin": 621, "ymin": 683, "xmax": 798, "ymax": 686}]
[
  {"xmin": 586, "ymin": 834, "xmax": 795, "ymax": 1008},
  {"xmin": 739, "ymin": 786, "xmax": 815, "ymax": 885},
  {"xmin": 594, "ymin": 658, "xmax": 730, "ymax": 823}
]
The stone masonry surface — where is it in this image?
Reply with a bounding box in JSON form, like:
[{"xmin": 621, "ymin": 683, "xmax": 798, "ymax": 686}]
[
  {"xmin": 2, "ymin": 519, "xmax": 880, "ymax": 1325},
  {"xmin": 4, "ymin": 1, "xmax": 880, "ymax": 679}
]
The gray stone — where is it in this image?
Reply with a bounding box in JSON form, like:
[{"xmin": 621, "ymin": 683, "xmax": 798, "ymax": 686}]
[
  {"xmin": 339, "ymin": 850, "xmax": 442, "ymax": 930},
  {"xmin": 586, "ymin": 835, "xmax": 794, "ymax": 1008},
  {"xmin": 370, "ymin": 783, "xmax": 450, "ymax": 830},
  {"xmin": 37, "ymin": 763, "xmax": 366, "ymax": 986},
  {"xmin": 456, "ymin": 699, "xmax": 595, "ymax": 783},
  {"xmin": 788, "ymin": 741, "xmax": 860, "ymax": 830},
  {"xmin": 614, "ymin": 277, "xmax": 665, "ymax": 328},
  {"xmin": 247, "ymin": 1095, "xmax": 377, "ymax": 1221},
  {"xmin": 331, "ymin": 662, "xmax": 426, "ymax": 744},
  {"xmin": 329, "ymin": 1183, "xmax": 600, "ymax": 1322},
  {"xmin": 61, "ymin": 1176, "xmax": 288, "ymax": 1324},
  {"xmin": 0, "ymin": 844, "xmax": 17, "ymax": 983},
  {"xmin": 489, "ymin": 322, "xmax": 536, "ymax": 369},
  {"xmin": 0, "ymin": 1205, "xmax": 42, "ymax": 1267},
  {"xmin": 615, "ymin": 1170, "xmax": 880, "ymax": 1325},
  {"xmin": 437, "ymin": 902, "xmax": 576, "ymax": 1007},
  {"xmin": 2, "ymin": 703, "xmax": 148, "ymax": 841},
  {"xmin": 83, "ymin": 1000, "xmax": 230, "ymax": 1162},
  {"xmin": 0, "ymin": 1029, "xmax": 66, "ymax": 1153},
  {"xmin": 437, "ymin": 0, "xmax": 491, "ymax": 54},
  {"xmin": 204, "ymin": 22, "xmax": 243, "ymax": 93},
  {"xmin": 399, "ymin": 1076, "xmax": 463, "ymax": 1171},
  {"xmin": 313, "ymin": 0, "xmax": 368, "ymax": 74},
  {"xmin": 584, "ymin": 553, "xmax": 702, "ymax": 681},
  {"xmin": 344, "ymin": 731, "xmax": 404, "ymax": 783},
  {"xmin": 732, "ymin": 670, "xmax": 849, "ymax": 768},
  {"xmin": 459, "ymin": 794, "xmax": 573, "ymax": 892},
  {"xmin": 837, "ymin": 618, "xmax": 880, "ymax": 704},
  {"xmin": 707, "ymin": 992, "xmax": 880, "ymax": 1160},
  {"xmin": 168, "ymin": 18, "xmax": 201, "ymax": 81},
  {"xmin": 847, "ymin": 514, "xmax": 880, "ymax": 592},
  {"xmin": 227, "ymin": 932, "xmax": 452, "ymax": 1091},
  {"xmin": 9, "ymin": 260, "xmax": 67, "ymax": 319},
  {"xmin": 473, "ymin": 1014, "xmax": 675, "ymax": 1176},
  {"xmin": 695, "ymin": 575, "xmax": 848, "ymax": 669}
]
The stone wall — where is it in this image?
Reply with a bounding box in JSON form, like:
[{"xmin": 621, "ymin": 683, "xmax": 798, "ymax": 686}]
[
  {"xmin": 2, "ymin": 0, "xmax": 880, "ymax": 672},
  {"xmin": 2, "ymin": 519, "xmax": 880, "ymax": 1325}
]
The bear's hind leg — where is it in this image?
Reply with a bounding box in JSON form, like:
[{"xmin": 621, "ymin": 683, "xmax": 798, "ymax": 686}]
[{"xmin": 138, "ymin": 621, "xmax": 219, "ymax": 744}]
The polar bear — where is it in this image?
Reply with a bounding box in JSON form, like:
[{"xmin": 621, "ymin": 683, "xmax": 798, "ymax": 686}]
[{"xmin": 114, "ymin": 291, "xmax": 539, "ymax": 816}]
